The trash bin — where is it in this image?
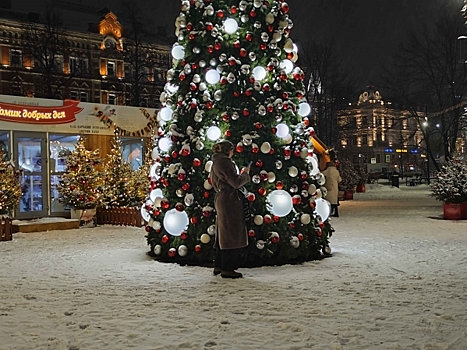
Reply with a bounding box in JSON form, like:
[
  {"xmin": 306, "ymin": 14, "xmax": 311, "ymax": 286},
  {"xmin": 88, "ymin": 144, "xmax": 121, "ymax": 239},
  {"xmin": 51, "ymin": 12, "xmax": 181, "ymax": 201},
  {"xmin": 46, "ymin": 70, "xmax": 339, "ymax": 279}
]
[{"xmin": 391, "ymin": 174, "xmax": 399, "ymax": 188}]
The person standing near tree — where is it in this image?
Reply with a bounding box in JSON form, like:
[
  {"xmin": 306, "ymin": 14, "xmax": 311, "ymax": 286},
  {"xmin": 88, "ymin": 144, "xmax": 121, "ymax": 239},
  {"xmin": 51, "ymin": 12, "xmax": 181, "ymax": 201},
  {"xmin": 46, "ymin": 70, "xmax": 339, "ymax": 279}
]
[
  {"xmin": 210, "ymin": 140, "xmax": 251, "ymax": 278},
  {"xmin": 322, "ymin": 154, "xmax": 342, "ymax": 217}
]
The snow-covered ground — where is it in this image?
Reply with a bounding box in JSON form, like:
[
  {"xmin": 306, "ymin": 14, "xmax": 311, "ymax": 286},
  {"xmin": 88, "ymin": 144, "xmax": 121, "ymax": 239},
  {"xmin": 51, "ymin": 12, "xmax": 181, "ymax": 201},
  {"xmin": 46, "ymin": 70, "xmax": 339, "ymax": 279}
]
[{"xmin": 1, "ymin": 182, "xmax": 466, "ymax": 350}]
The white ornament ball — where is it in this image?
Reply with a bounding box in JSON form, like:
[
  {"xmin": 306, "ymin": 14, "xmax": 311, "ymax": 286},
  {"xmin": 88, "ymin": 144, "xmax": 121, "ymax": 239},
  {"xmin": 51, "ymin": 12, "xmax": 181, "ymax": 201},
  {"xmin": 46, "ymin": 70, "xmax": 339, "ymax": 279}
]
[
  {"xmin": 154, "ymin": 244, "xmax": 162, "ymax": 255},
  {"xmin": 207, "ymin": 225, "xmax": 216, "ymax": 236},
  {"xmin": 254, "ymin": 215, "xmax": 264, "ymax": 225},
  {"xmin": 308, "ymin": 184, "xmax": 317, "ymax": 195},
  {"xmin": 178, "ymin": 245, "xmax": 188, "ymax": 257},
  {"xmin": 163, "ymin": 209, "xmax": 189, "ymax": 236},
  {"xmin": 300, "ymin": 213, "xmax": 311, "ymax": 225},
  {"xmin": 256, "ymin": 240, "xmax": 265, "ymax": 250},
  {"xmin": 205, "ymin": 160, "xmax": 213, "ymax": 172},
  {"xmin": 314, "ymin": 198, "xmax": 331, "ymax": 221},
  {"xmin": 204, "ymin": 179, "xmax": 213, "ymax": 190},
  {"xmin": 200, "ymin": 234, "xmax": 211, "ymax": 244},
  {"xmin": 288, "ymin": 166, "xmax": 299, "ymax": 177},
  {"xmin": 267, "ymin": 190, "xmax": 293, "ymax": 217},
  {"xmin": 290, "ymin": 236, "xmax": 300, "ymax": 248},
  {"xmin": 267, "ymin": 172, "xmax": 276, "ymax": 183},
  {"xmin": 260, "ymin": 142, "xmax": 271, "ymax": 154}
]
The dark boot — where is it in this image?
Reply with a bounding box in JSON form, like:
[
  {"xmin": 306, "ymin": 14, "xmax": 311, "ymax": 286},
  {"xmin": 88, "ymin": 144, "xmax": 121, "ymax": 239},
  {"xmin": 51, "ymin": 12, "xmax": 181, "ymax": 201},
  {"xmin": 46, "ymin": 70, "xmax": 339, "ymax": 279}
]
[
  {"xmin": 221, "ymin": 270, "xmax": 243, "ymax": 279},
  {"xmin": 333, "ymin": 205, "xmax": 339, "ymax": 217}
]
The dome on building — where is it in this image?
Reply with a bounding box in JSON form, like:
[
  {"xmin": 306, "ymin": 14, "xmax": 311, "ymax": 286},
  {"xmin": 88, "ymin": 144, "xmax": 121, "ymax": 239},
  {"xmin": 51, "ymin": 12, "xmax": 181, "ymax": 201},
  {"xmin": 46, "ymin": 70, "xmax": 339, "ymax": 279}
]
[{"xmin": 358, "ymin": 85, "xmax": 383, "ymax": 105}]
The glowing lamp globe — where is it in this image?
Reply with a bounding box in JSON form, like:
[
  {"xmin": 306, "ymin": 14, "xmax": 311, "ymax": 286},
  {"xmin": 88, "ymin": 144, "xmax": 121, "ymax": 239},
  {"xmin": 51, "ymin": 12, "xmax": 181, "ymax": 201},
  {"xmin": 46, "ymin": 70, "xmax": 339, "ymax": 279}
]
[
  {"xmin": 206, "ymin": 126, "xmax": 221, "ymax": 141},
  {"xmin": 252, "ymin": 66, "xmax": 267, "ymax": 81},
  {"xmin": 224, "ymin": 18, "xmax": 238, "ymax": 34},
  {"xmin": 171, "ymin": 45, "xmax": 185, "ymax": 60},
  {"xmin": 267, "ymin": 190, "xmax": 293, "ymax": 217},
  {"xmin": 205, "ymin": 69, "xmax": 220, "ymax": 84},
  {"xmin": 280, "ymin": 59, "xmax": 294, "ymax": 74},
  {"xmin": 159, "ymin": 107, "xmax": 174, "ymax": 122},
  {"xmin": 158, "ymin": 137, "xmax": 172, "ymax": 152},
  {"xmin": 163, "ymin": 209, "xmax": 189, "ymax": 236},
  {"xmin": 298, "ymin": 102, "xmax": 311, "ymax": 117},
  {"xmin": 314, "ymin": 198, "xmax": 331, "ymax": 221},
  {"xmin": 276, "ymin": 123, "xmax": 289, "ymax": 138}
]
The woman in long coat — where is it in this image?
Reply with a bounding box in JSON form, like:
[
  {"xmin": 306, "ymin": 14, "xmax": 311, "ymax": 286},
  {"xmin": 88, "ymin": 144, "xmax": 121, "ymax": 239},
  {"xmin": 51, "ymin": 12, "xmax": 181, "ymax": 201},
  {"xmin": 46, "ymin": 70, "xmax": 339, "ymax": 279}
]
[
  {"xmin": 322, "ymin": 161, "xmax": 342, "ymax": 217},
  {"xmin": 210, "ymin": 140, "xmax": 250, "ymax": 278}
]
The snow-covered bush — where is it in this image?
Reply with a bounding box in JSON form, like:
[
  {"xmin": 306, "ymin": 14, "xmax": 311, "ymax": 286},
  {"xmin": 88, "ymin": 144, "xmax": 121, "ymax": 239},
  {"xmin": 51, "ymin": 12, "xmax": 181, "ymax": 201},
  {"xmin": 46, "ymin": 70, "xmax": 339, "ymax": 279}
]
[{"xmin": 430, "ymin": 156, "xmax": 467, "ymax": 204}]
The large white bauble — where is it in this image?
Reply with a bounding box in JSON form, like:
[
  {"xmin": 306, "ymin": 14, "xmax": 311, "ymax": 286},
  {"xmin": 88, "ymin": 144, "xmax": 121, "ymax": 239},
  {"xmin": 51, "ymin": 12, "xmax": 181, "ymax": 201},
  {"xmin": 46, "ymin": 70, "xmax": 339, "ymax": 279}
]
[
  {"xmin": 254, "ymin": 215, "xmax": 264, "ymax": 225},
  {"xmin": 163, "ymin": 209, "xmax": 189, "ymax": 236},
  {"xmin": 149, "ymin": 163, "xmax": 160, "ymax": 179},
  {"xmin": 140, "ymin": 203, "xmax": 151, "ymax": 222},
  {"xmin": 200, "ymin": 234, "xmax": 211, "ymax": 244},
  {"xmin": 206, "ymin": 126, "xmax": 221, "ymax": 141},
  {"xmin": 205, "ymin": 69, "xmax": 220, "ymax": 84},
  {"xmin": 171, "ymin": 45, "xmax": 185, "ymax": 60},
  {"xmin": 280, "ymin": 59, "xmax": 294, "ymax": 74},
  {"xmin": 276, "ymin": 123, "xmax": 289, "ymax": 138},
  {"xmin": 309, "ymin": 157, "xmax": 320, "ymax": 176},
  {"xmin": 267, "ymin": 190, "xmax": 293, "ymax": 217},
  {"xmin": 260, "ymin": 142, "xmax": 271, "ymax": 154},
  {"xmin": 151, "ymin": 147, "xmax": 159, "ymax": 160},
  {"xmin": 298, "ymin": 102, "xmax": 311, "ymax": 117},
  {"xmin": 265, "ymin": 13, "xmax": 275, "ymax": 24},
  {"xmin": 159, "ymin": 107, "xmax": 173, "ymax": 122},
  {"xmin": 300, "ymin": 213, "xmax": 311, "ymax": 225},
  {"xmin": 158, "ymin": 137, "xmax": 172, "ymax": 152},
  {"xmin": 252, "ymin": 66, "xmax": 267, "ymax": 80},
  {"xmin": 178, "ymin": 245, "xmax": 188, "ymax": 257},
  {"xmin": 150, "ymin": 188, "xmax": 163, "ymax": 202},
  {"xmin": 224, "ymin": 18, "xmax": 238, "ymax": 34},
  {"xmin": 314, "ymin": 198, "xmax": 331, "ymax": 221}
]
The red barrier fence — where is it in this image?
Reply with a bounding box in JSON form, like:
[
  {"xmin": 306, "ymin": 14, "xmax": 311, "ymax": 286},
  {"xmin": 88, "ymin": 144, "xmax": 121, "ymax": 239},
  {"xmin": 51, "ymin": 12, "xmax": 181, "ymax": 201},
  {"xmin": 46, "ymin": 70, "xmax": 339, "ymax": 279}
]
[
  {"xmin": 0, "ymin": 217, "xmax": 12, "ymax": 241},
  {"xmin": 96, "ymin": 207, "xmax": 144, "ymax": 227}
]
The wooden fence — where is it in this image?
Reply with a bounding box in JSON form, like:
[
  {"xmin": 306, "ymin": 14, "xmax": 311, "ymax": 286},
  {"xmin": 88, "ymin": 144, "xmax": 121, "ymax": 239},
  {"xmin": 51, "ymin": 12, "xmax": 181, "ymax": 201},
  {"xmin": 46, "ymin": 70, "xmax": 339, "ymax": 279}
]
[
  {"xmin": 96, "ymin": 207, "xmax": 144, "ymax": 227},
  {"xmin": 0, "ymin": 217, "xmax": 12, "ymax": 241}
]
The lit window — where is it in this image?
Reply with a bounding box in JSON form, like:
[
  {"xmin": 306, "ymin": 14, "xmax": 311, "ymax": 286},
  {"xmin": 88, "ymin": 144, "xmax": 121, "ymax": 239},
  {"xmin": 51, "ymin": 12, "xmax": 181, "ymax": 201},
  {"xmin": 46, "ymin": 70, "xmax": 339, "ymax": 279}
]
[
  {"xmin": 107, "ymin": 61, "xmax": 115, "ymax": 76},
  {"xmin": 10, "ymin": 49, "xmax": 22, "ymax": 67},
  {"xmin": 108, "ymin": 93, "xmax": 116, "ymax": 105}
]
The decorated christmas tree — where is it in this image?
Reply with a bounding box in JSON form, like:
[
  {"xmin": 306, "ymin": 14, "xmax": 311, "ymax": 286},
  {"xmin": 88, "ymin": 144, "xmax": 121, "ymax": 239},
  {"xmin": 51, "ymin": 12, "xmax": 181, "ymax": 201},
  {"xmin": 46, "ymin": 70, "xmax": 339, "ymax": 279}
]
[
  {"xmin": 338, "ymin": 159, "xmax": 358, "ymax": 192},
  {"xmin": 57, "ymin": 136, "xmax": 104, "ymax": 210},
  {"xmin": 0, "ymin": 150, "xmax": 22, "ymax": 217},
  {"xmin": 101, "ymin": 133, "xmax": 147, "ymax": 208},
  {"xmin": 142, "ymin": 0, "xmax": 334, "ymax": 266},
  {"xmin": 430, "ymin": 156, "xmax": 467, "ymax": 204}
]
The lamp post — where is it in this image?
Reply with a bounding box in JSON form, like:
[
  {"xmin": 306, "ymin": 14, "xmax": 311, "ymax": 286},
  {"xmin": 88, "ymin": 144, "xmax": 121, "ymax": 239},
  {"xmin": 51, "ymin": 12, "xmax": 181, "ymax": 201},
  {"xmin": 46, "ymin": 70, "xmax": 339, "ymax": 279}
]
[{"xmin": 422, "ymin": 118, "xmax": 431, "ymax": 185}]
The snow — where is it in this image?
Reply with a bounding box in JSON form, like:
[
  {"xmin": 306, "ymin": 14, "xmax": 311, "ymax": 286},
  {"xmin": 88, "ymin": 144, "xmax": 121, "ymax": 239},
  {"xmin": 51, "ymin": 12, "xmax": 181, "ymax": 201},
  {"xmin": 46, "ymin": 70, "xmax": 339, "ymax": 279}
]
[{"xmin": 1, "ymin": 181, "xmax": 467, "ymax": 350}]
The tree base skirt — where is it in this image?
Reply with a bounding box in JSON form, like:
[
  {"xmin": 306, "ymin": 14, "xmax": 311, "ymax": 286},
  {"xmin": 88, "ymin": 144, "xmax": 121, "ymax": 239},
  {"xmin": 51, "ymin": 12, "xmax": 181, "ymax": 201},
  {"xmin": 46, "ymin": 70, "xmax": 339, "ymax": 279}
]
[{"xmin": 443, "ymin": 202, "xmax": 467, "ymax": 220}]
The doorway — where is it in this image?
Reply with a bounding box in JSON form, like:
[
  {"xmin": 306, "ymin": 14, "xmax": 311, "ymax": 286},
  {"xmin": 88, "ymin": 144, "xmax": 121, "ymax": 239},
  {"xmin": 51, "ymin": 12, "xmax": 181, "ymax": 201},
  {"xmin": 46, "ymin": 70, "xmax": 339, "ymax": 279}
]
[{"xmin": 13, "ymin": 132, "xmax": 48, "ymax": 219}]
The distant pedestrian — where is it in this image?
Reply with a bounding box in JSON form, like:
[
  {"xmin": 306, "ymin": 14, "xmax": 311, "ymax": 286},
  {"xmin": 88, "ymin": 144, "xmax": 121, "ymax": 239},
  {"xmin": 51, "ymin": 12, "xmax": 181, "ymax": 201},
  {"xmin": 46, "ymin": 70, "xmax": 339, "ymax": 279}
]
[
  {"xmin": 210, "ymin": 140, "xmax": 251, "ymax": 278},
  {"xmin": 322, "ymin": 155, "xmax": 342, "ymax": 217}
]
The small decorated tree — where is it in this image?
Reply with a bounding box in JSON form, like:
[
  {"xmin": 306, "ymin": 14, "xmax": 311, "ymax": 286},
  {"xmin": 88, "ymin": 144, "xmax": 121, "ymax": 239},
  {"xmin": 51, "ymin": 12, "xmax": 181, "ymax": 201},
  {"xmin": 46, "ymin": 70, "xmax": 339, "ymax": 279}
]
[
  {"xmin": 57, "ymin": 136, "xmax": 104, "ymax": 216},
  {"xmin": 338, "ymin": 159, "xmax": 359, "ymax": 192},
  {"xmin": 101, "ymin": 134, "xmax": 147, "ymax": 208},
  {"xmin": 430, "ymin": 156, "xmax": 467, "ymax": 204},
  {"xmin": 0, "ymin": 150, "xmax": 22, "ymax": 217}
]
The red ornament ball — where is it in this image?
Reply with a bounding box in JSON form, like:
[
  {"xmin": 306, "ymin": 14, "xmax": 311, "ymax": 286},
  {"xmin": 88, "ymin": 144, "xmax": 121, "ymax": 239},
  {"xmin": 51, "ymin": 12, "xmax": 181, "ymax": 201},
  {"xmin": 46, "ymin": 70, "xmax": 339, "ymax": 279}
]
[
  {"xmin": 193, "ymin": 158, "xmax": 201, "ymax": 167},
  {"xmin": 168, "ymin": 248, "xmax": 177, "ymax": 257},
  {"xmin": 258, "ymin": 187, "xmax": 267, "ymax": 196},
  {"xmin": 190, "ymin": 217, "xmax": 198, "ymax": 224},
  {"xmin": 180, "ymin": 231, "xmax": 189, "ymax": 240},
  {"xmin": 248, "ymin": 229, "xmax": 255, "ymax": 237},
  {"xmin": 162, "ymin": 235, "xmax": 170, "ymax": 244},
  {"xmin": 263, "ymin": 215, "xmax": 272, "ymax": 224},
  {"xmin": 297, "ymin": 233, "xmax": 304, "ymax": 241},
  {"xmin": 276, "ymin": 181, "xmax": 284, "ymax": 190},
  {"xmin": 195, "ymin": 245, "xmax": 202, "ymax": 252},
  {"xmin": 247, "ymin": 193, "xmax": 256, "ymax": 202}
]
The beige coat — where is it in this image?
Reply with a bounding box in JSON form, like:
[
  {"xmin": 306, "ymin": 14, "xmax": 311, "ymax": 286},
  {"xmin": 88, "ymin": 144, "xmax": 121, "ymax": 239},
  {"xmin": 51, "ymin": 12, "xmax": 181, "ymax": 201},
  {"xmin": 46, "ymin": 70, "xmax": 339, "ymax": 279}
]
[
  {"xmin": 322, "ymin": 165, "xmax": 342, "ymax": 205},
  {"xmin": 210, "ymin": 153, "xmax": 250, "ymax": 250}
]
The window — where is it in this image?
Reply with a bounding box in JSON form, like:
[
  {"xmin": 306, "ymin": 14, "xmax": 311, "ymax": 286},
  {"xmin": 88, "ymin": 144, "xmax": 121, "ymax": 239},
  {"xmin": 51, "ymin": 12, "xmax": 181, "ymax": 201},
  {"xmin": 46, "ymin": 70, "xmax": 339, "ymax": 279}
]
[
  {"xmin": 54, "ymin": 54, "xmax": 64, "ymax": 72},
  {"xmin": 80, "ymin": 92, "xmax": 88, "ymax": 102},
  {"xmin": 108, "ymin": 93, "xmax": 116, "ymax": 105},
  {"xmin": 352, "ymin": 135, "xmax": 358, "ymax": 145},
  {"xmin": 10, "ymin": 49, "xmax": 22, "ymax": 67},
  {"xmin": 70, "ymin": 91, "xmax": 79, "ymax": 100},
  {"xmin": 69, "ymin": 54, "xmax": 89, "ymax": 74},
  {"xmin": 362, "ymin": 135, "xmax": 368, "ymax": 145},
  {"xmin": 121, "ymin": 138, "xmax": 144, "ymax": 170},
  {"xmin": 69, "ymin": 55, "xmax": 78, "ymax": 73},
  {"xmin": 107, "ymin": 61, "xmax": 115, "ymax": 76},
  {"xmin": 79, "ymin": 56, "xmax": 89, "ymax": 73},
  {"xmin": 362, "ymin": 116, "xmax": 368, "ymax": 126}
]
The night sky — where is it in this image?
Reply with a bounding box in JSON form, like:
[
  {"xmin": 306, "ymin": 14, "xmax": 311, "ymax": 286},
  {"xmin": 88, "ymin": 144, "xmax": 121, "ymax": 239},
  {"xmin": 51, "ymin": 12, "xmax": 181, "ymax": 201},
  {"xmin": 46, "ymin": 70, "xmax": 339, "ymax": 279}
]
[{"xmin": 10, "ymin": 0, "xmax": 467, "ymax": 90}]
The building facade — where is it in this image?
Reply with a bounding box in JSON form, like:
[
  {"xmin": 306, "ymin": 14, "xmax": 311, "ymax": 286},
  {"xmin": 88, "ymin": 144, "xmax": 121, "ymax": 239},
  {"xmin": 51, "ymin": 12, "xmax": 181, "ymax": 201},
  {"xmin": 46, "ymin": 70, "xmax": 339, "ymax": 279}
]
[
  {"xmin": 337, "ymin": 87, "xmax": 425, "ymax": 177},
  {"xmin": 0, "ymin": 6, "xmax": 171, "ymax": 219}
]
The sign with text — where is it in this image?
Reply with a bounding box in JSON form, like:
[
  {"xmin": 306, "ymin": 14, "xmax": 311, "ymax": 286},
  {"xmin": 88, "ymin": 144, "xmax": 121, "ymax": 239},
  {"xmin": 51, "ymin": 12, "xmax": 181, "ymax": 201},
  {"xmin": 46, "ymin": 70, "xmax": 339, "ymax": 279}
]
[{"xmin": 0, "ymin": 95, "xmax": 158, "ymax": 137}]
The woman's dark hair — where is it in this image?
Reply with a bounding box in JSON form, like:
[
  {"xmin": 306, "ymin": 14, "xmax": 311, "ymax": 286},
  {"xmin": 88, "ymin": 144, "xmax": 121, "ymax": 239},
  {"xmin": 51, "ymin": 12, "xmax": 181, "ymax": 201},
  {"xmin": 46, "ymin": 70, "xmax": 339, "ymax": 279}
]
[{"xmin": 212, "ymin": 140, "xmax": 234, "ymax": 155}]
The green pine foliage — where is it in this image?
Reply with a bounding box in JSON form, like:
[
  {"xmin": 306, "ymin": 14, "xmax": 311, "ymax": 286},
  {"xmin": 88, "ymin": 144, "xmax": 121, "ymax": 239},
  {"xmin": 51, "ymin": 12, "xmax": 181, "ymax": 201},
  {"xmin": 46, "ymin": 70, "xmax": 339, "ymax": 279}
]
[
  {"xmin": 143, "ymin": 0, "xmax": 334, "ymax": 266},
  {"xmin": 430, "ymin": 156, "xmax": 467, "ymax": 204},
  {"xmin": 57, "ymin": 137, "xmax": 104, "ymax": 209}
]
